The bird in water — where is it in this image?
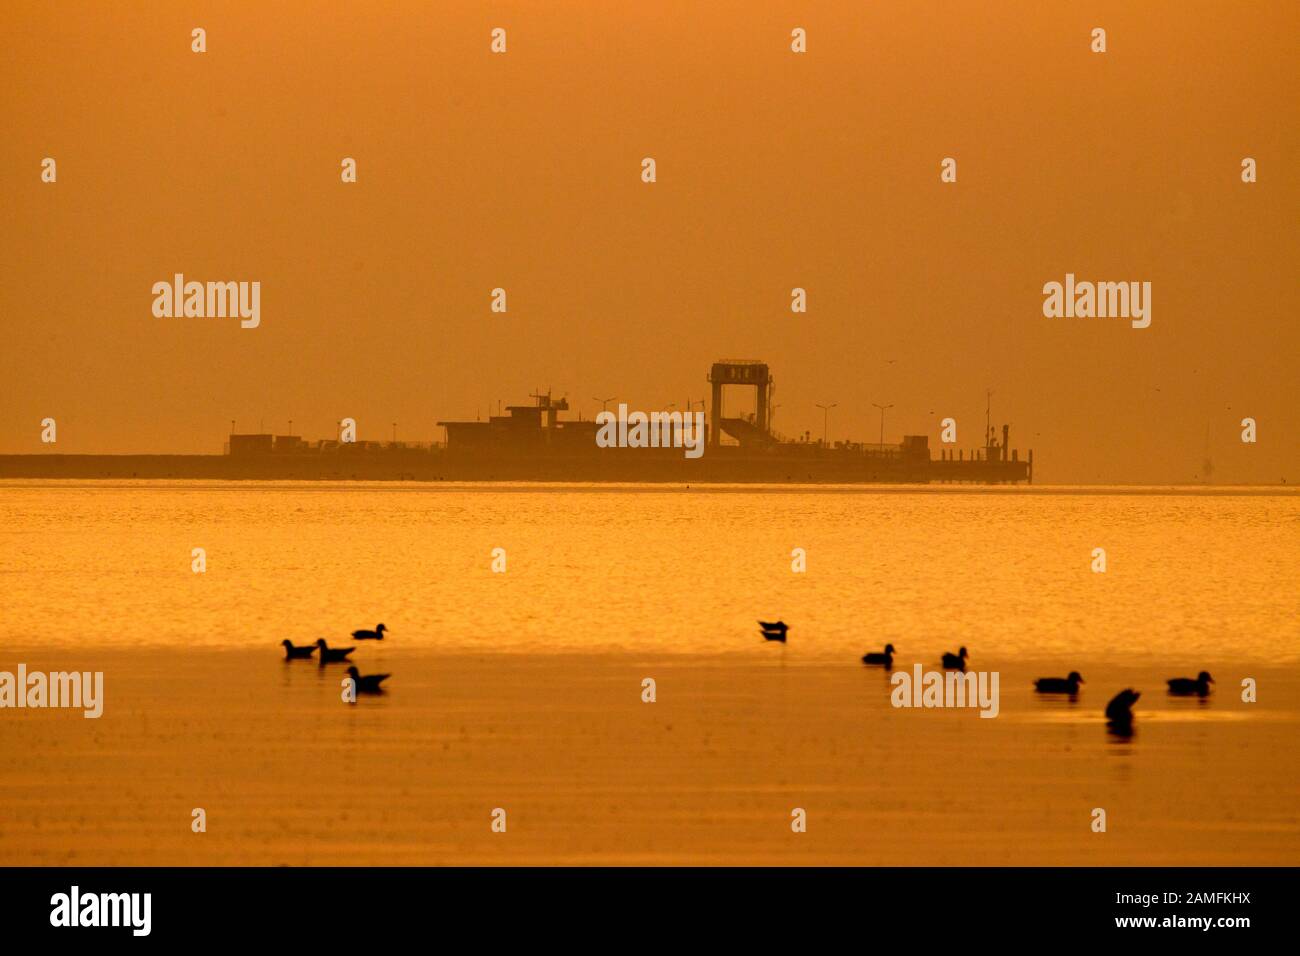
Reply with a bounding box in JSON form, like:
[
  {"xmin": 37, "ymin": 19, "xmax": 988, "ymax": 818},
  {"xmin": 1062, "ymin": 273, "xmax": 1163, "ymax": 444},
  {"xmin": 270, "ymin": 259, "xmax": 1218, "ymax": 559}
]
[
  {"xmin": 1105, "ymin": 689, "xmax": 1140, "ymax": 733},
  {"xmin": 941, "ymin": 647, "xmax": 968, "ymax": 670},
  {"xmin": 280, "ymin": 640, "xmax": 317, "ymax": 660},
  {"xmin": 759, "ymin": 620, "xmax": 789, "ymax": 643},
  {"xmin": 1167, "ymin": 671, "xmax": 1213, "ymax": 696},
  {"xmin": 352, "ymin": 623, "xmax": 388, "ymax": 641},
  {"xmin": 345, "ymin": 666, "xmax": 390, "ymax": 694},
  {"xmin": 861, "ymin": 644, "xmax": 896, "ymax": 667},
  {"xmin": 315, "ymin": 639, "xmax": 355, "ymax": 663},
  {"xmin": 1034, "ymin": 671, "xmax": 1084, "ymax": 694}
]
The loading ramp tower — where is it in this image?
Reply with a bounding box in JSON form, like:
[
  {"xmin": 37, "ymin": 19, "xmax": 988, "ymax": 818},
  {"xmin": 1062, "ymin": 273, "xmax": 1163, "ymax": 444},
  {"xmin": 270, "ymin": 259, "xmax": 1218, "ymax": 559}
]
[{"xmin": 708, "ymin": 360, "xmax": 772, "ymax": 448}]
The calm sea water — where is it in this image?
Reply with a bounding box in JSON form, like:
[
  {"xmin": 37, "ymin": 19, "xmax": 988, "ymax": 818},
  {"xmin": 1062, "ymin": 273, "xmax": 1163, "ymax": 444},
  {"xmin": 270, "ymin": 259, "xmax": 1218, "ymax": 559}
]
[
  {"xmin": 2, "ymin": 481, "xmax": 1296, "ymax": 661},
  {"xmin": 2, "ymin": 481, "xmax": 1297, "ymax": 865}
]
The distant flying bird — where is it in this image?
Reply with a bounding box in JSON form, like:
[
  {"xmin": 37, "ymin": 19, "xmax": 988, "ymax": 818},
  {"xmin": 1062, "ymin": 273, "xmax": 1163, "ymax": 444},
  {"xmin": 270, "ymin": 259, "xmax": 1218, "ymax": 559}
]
[
  {"xmin": 346, "ymin": 665, "xmax": 390, "ymax": 694},
  {"xmin": 861, "ymin": 644, "xmax": 896, "ymax": 666},
  {"xmin": 352, "ymin": 623, "xmax": 388, "ymax": 641},
  {"xmin": 1034, "ymin": 671, "xmax": 1084, "ymax": 694},
  {"xmin": 315, "ymin": 639, "xmax": 355, "ymax": 663},
  {"xmin": 941, "ymin": 647, "xmax": 968, "ymax": 670},
  {"xmin": 759, "ymin": 620, "xmax": 789, "ymax": 643},
  {"xmin": 1105, "ymin": 689, "xmax": 1140, "ymax": 726},
  {"xmin": 280, "ymin": 639, "xmax": 317, "ymax": 660},
  {"xmin": 1167, "ymin": 671, "xmax": 1214, "ymax": 696}
]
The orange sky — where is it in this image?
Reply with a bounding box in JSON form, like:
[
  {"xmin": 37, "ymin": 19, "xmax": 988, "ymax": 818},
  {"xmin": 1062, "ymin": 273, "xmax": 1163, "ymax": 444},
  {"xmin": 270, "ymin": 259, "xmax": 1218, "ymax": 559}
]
[{"xmin": 2, "ymin": 1, "xmax": 1296, "ymax": 483}]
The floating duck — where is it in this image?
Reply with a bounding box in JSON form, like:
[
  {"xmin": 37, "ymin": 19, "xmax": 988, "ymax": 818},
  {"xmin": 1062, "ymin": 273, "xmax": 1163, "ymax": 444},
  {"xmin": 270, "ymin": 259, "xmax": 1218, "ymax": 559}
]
[
  {"xmin": 1034, "ymin": 671, "xmax": 1084, "ymax": 694},
  {"xmin": 1105, "ymin": 689, "xmax": 1140, "ymax": 728},
  {"xmin": 1167, "ymin": 671, "xmax": 1213, "ymax": 696},
  {"xmin": 759, "ymin": 620, "xmax": 789, "ymax": 643},
  {"xmin": 861, "ymin": 644, "xmax": 896, "ymax": 666},
  {"xmin": 941, "ymin": 647, "xmax": 968, "ymax": 670},
  {"xmin": 352, "ymin": 623, "xmax": 388, "ymax": 641},
  {"xmin": 345, "ymin": 666, "xmax": 390, "ymax": 694},
  {"xmin": 280, "ymin": 640, "xmax": 317, "ymax": 660},
  {"xmin": 315, "ymin": 639, "xmax": 355, "ymax": 663}
]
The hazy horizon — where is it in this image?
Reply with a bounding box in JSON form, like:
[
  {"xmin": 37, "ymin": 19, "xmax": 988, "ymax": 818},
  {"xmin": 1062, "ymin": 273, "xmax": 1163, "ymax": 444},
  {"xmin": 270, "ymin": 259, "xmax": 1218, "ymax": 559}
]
[{"xmin": 3, "ymin": 2, "xmax": 1296, "ymax": 485}]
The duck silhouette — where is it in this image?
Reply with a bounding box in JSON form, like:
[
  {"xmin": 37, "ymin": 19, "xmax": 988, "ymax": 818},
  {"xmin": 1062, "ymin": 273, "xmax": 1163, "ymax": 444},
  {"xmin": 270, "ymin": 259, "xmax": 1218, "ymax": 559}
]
[
  {"xmin": 315, "ymin": 639, "xmax": 355, "ymax": 663},
  {"xmin": 861, "ymin": 644, "xmax": 896, "ymax": 666},
  {"xmin": 941, "ymin": 647, "xmax": 968, "ymax": 670},
  {"xmin": 1105, "ymin": 689, "xmax": 1140, "ymax": 732},
  {"xmin": 280, "ymin": 640, "xmax": 317, "ymax": 660},
  {"xmin": 759, "ymin": 620, "xmax": 788, "ymax": 643},
  {"xmin": 346, "ymin": 666, "xmax": 389, "ymax": 694},
  {"xmin": 352, "ymin": 623, "xmax": 388, "ymax": 641},
  {"xmin": 1167, "ymin": 671, "xmax": 1213, "ymax": 696},
  {"xmin": 1034, "ymin": 671, "xmax": 1084, "ymax": 694}
]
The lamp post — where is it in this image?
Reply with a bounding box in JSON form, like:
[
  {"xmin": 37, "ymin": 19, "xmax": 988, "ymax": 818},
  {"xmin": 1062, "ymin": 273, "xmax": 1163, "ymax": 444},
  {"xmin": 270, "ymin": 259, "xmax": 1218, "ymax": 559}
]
[
  {"xmin": 593, "ymin": 396, "xmax": 617, "ymax": 415},
  {"xmin": 873, "ymin": 402, "xmax": 894, "ymax": 449},
  {"xmin": 815, "ymin": 402, "xmax": 837, "ymax": 446}
]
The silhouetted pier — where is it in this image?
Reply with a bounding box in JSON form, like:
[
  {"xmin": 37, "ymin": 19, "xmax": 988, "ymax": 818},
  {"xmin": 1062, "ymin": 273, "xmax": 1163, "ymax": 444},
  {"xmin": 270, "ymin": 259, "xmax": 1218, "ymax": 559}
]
[{"xmin": 0, "ymin": 360, "xmax": 1033, "ymax": 485}]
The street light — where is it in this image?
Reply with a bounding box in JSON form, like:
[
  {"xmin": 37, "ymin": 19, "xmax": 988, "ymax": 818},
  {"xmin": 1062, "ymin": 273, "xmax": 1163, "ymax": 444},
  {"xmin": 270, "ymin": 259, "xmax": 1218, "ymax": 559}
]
[
  {"xmin": 873, "ymin": 402, "xmax": 894, "ymax": 449},
  {"xmin": 593, "ymin": 396, "xmax": 617, "ymax": 414},
  {"xmin": 815, "ymin": 402, "xmax": 838, "ymax": 446}
]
